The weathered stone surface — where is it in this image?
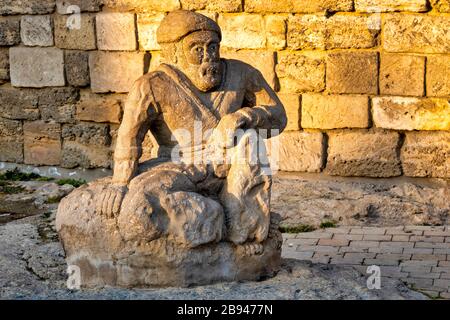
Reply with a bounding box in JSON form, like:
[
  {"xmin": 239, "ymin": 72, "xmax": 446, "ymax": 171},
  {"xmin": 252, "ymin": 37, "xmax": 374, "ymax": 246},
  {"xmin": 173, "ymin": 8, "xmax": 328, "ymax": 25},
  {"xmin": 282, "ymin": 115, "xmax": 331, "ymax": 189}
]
[
  {"xmin": 218, "ymin": 14, "xmax": 266, "ymax": 49},
  {"xmin": 62, "ymin": 122, "xmax": 111, "ymax": 147},
  {"xmin": 245, "ymin": 0, "xmax": 353, "ymax": 13},
  {"xmin": 221, "ymin": 50, "xmax": 277, "ymax": 89},
  {"xmin": 0, "ymin": 49, "xmax": 9, "ymax": 84},
  {"xmin": 65, "ymin": 50, "xmax": 90, "ymax": 87},
  {"xmin": 276, "ymin": 53, "xmax": 325, "ymax": 93},
  {"xmin": 383, "ymin": 14, "xmax": 450, "ymax": 53},
  {"xmin": 23, "ymin": 121, "xmax": 61, "ymax": 166},
  {"xmin": 380, "ymin": 54, "xmax": 425, "ymax": 96},
  {"xmin": 0, "ymin": 0, "xmax": 55, "ymax": 15},
  {"xmin": 180, "ymin": 0, "xmax": 242, "ymax": 12},
  {"xmin": 401, "ymin": 131, "xmax": 450, "ymax": 178},
  {"xmin": 326, "ymin": 130, "xmax": 401, "ymax": 177},
  {"xmin": 137, "ymin": 13, "xmax": 166, "ymax": 51},
  {"xmin": 96, "ymin": 13, "xmax": 137, "ymax": 51},
  {"xmin": 302, "ymin": 94, "xmax": 369, "ymax": 129},
  {"xmin": 372, "ymin": 97, "xmax": 450, "ymax": 131},
  {"xmin": 431, "ymin": 0, "xmax": 450, "ymax": 12},
  {"xmin": 327, "ymin": 52, "xmax": 378, "ymax": 94},
  {"xmin": 89, "ymin": 51, "xmax": 146, "ymax": 93},
  {"xmin": 0, "ymin": 17, "xmax": 20, "ymax": 46},
  {"xmin": 0, "ymin": 87, "xmax": 40, "ymax": 120},
  {"xmin": 20, "ymin": 15, "xmax": 54, "ymax": 47},
  {"xmin": 0, "ymin": 118, "xmax": 23, "ymax": 163},
  {"xmin": 288, "ymin": 15, "xmax": 379, "ymax": 50},
  {"xmin": 355, "ymin": 0, "xmax": 428, "ymax": 12},
  {"xmin": 103, "ymin": 0, "xmax": 181, "ymax": 12},
  {"xmin": 278, "ymin": 94, "xmax": 300, "ymax": 131},
  {"xmin": 426, "ymin": 55, "xmax": 450, "ymax": 97},
  {"xmin": 38, "ymin": 87, "xmax": 79, "ymax": 123},
  {"xmin": 273, "ymin": 174, "xmax": 450, "ymax": 227},
  {"xmin": 54, "ymin": 14, "xmax": 96, "ymax": 50},
  {"xmin": 76, "ymin": 91, "xmax": 124, "ymax": 124},
  {"xmin": 275, "ymin": 131, "xmax": 324, "ymax": 172},
  {"xmin": 56, "ymin": 0, "xmax": 102, "ymax": 14},
  {"xmin": 9, "ymin": 47, "xmax": 65, "ymax": 88},
  {"xmin": 265, "ymin": 15, "xmax": 287, "ymax": 49}
]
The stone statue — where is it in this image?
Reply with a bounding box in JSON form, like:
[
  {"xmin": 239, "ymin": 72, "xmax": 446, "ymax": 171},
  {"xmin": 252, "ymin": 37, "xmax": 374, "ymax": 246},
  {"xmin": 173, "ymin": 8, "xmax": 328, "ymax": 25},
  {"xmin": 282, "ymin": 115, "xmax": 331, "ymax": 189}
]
[{"xmin": 56, "ymin": 10, "xmax": 287, "ymax": 287}]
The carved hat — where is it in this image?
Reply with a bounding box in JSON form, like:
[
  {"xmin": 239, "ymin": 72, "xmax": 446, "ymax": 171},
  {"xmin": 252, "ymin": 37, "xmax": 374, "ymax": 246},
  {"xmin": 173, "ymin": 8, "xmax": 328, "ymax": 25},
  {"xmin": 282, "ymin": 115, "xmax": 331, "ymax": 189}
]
[{"xmin": 157, "ymin": 10, "xmax": 222, "ymax": 44}]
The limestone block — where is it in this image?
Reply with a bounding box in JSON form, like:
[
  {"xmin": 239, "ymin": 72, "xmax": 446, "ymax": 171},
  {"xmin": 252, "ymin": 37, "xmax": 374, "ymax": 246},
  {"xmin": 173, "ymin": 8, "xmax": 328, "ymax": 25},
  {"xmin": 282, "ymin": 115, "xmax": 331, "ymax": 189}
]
[
  {"xmin": 137, "ymin": 13, "xmax": 166, "ymax": 51},
  {"xmin": 276, "ymin": 52, "xmax": 325, "ymax": 93},
  {"xmin": 355, "ymin": 0, "xmax": 428, "ymax": 12},
  {"xmin": 9, "ymin": 47, "xmax": 65, "ymax": 88},
  {"xmin": 431, "ymin": 0, "xmax": 450, "ymax": 12},
  {"xmin": 96, "ymin": 13, "xmax": 137, "ymax": 51},
  {"xmin": 245, "ymin": 0, "xmax": 353, "ymax": 13},
  {"xmin": 89, "ymin": 51, "xmax": 146, "ymax": 93},
  {"xmin": 54, "ymin": 13, "xmax": 96, "ymax": 50},
  {"xmin": 426, "ymin": 55, "xmax": 450, "ymax": 97},
  {"xmin": 76, "ymin": 91, "xmax": 124, "ymax": 124},
  {"xmin": 265, "ymin": 15, "xmax": 287, "ymax": 50},
  {"xmin": 180, "ymin": 0, "xmax": 242, "ymax": 12},
  {"xmin": 221, "ymin": 50, "xmax": 277, "ymax": 89},
  {"xmin": 401, "ymin": 131, "xmax": 450, "ymax": 178},
  {"xmin": 20, "ymin": 15, "xmax": 54, "ymax": 47},
  {"xmin": 380, "ymin": 54, "xmax": 425, "ymax": 96},
  {"xmin": 277, "ymin": 94, "xmax": 300, "ymax": 131},
  {"xmin": 287, "ymin": 15, "xmax": 327, "ymax": 50},
  {"xmin": 218, "ymin": 14, "xmax": 266, "ymax": 49},
  {"xmin": 383, "ymin": 14, "xmax": 450, "ymax": 53},
  {"xmin": 23, "ymin": 121, "xmax": 62, "ymax": 166},
  {"xmin": 301, "ymin": 94, "xmax": 369, "ymax": 129},
  {"xmin": 38, "ymin": 87, "xmax": 80, "ymax": 123},
  {"xmin": 65, "ymin": 50, "xmax": 90, "ymax": 87},
  {"xmin": 0, "ymin": 49, "xmax": 9, "ymax": 84},
  {"xmin": 0, "ymin": 88, "xmax": 40, "ymax": 120},
  {"xmin": 372, "ymin": 97, "xmax": 450, "ymax": 131},
  {"xmin": 62, "ymin": 122, "xmax": 111, "ymax": 147},
  {"xmin": 56, "ymin": 0, "xmax": 102, "ymax": 14},
  {"xmin": 0, "ymin": 0, "xmax": 55, "ymax": 15},
  {"xmin": 61, "ymin": 141, "xmax": 112, "ymax": 168},
  {"xmin": 326, "ymin": 52, "xmax": 378, "ymax": 94},
  {"xmin": 0, "ymin": 17, "xmax": 20, "ymax": 46},
  {"xmin": 326, "ymin": 130, "xmax": 401, "ymax": 177},
  {"xmin": 0, "ymin": 118, "xmax": 23, "ymax": 163},
  {"xmin": 102, "ymin": 0, "xmax": 181, "ymax": 12}
]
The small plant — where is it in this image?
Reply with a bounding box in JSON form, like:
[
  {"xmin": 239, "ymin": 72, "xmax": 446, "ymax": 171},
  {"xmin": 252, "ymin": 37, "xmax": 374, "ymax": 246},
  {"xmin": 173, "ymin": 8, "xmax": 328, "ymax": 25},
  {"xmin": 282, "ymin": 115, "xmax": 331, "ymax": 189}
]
[
  {"xmin": 320, "ymin": 220, "xmax": 337, "ymax": 229},
  {"xmin": 56, "ymin": 178, "xmax": 86, "ymax": 188},
  {"xmin": 280, "ymin": 224, "xmax": 316, "ymax": 233},
  {"xmin": 0, "ymin": 168, "xmax": 41, "ymax": 181},
  {"xmin": 36, "ymin": 176, "xmax": 54, "ymax": 182},
  {"xmin": 0, "ymin": 182, "xmax": 25, "ymax": 194}
]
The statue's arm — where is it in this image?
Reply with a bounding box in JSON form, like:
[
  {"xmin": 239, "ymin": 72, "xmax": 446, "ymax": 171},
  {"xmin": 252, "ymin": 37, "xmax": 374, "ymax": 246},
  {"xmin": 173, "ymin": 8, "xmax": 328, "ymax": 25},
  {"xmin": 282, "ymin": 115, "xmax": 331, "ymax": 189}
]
[{"xmin": 112, "ymin": 78, "xmax": 157, "ymax": 185}]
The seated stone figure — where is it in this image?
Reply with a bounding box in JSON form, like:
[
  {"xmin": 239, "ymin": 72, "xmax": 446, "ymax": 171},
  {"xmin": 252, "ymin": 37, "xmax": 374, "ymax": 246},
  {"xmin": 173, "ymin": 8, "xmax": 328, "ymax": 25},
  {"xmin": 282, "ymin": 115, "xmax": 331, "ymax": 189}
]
[{"xmin": 56, "ymin": 10, "xmax": 287, "ymax": 288}]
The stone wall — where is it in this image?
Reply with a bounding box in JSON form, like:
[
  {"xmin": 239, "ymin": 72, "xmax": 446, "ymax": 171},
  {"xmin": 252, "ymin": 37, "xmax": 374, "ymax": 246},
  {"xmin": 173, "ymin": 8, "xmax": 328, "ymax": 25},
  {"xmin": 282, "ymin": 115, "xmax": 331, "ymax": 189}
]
[{"xmin": 0, "ymin": 0, "xmax": 449, "ymax": 178}]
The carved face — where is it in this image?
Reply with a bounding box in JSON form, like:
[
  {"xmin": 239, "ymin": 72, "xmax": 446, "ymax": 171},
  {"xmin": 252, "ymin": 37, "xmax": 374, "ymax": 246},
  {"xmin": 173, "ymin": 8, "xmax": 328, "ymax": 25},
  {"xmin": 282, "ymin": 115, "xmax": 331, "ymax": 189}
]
[{"xmin": 176, "ymin": 30, "xmax": 223, "ymax": 92}]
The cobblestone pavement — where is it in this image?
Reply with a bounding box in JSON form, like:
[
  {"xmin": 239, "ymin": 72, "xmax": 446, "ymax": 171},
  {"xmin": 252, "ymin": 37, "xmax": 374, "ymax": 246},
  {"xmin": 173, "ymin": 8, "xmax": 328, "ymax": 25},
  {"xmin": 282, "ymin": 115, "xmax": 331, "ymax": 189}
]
[{"xmin": 282, "ymin": 226, "xmax": 450, "ymax": 299}]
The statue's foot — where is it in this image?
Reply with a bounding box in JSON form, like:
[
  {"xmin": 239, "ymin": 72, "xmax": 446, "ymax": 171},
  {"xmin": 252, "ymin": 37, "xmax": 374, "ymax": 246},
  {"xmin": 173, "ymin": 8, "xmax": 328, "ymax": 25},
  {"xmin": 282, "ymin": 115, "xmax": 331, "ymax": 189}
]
[{"xmin": 238, "ymin": 242, "xmax": 264, "ymax": 256}]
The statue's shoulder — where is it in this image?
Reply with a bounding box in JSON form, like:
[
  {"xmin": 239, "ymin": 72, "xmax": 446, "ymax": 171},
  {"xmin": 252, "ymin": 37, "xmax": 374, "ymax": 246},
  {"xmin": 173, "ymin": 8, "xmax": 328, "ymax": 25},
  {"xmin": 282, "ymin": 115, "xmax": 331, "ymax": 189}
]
[{"xmin": 134, "ymin": 70, "xmax": 168, "ymax": 86}]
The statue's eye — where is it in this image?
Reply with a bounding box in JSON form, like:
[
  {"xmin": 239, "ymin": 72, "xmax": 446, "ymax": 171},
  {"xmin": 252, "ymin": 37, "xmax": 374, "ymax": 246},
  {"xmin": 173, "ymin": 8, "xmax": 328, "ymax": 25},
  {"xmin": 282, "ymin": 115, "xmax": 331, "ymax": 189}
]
[{"xmin": 195, "ymin": 47, "xmax": 202, "ymax": 53}]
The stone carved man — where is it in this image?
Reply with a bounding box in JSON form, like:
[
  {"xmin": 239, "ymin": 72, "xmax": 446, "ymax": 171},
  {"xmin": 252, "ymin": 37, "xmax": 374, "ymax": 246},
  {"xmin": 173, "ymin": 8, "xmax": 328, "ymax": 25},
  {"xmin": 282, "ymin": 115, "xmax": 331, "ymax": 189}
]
[{"xmin": 57, "ymin": 10, "xmax": 286, "ymax": 286}]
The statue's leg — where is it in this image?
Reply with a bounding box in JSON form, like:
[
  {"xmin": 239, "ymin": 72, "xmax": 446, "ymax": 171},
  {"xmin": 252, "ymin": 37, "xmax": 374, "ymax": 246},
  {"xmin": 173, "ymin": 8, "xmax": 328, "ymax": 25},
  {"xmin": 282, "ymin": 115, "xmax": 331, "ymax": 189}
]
[{"xmin": 219, "ymin": 131, "xmax": 272, "ymax": 245}]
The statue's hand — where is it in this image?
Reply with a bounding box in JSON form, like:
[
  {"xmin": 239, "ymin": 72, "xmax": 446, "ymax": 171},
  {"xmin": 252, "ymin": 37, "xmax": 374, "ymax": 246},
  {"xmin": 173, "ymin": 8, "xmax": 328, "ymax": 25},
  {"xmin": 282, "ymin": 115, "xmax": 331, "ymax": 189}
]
[
  {"xmin": 96, "ymin": 184, "xmax": 127, "ymax": 218},
  {"xmin": 210, "ymin": 112, "xmax": 251, "ymax": 149}
]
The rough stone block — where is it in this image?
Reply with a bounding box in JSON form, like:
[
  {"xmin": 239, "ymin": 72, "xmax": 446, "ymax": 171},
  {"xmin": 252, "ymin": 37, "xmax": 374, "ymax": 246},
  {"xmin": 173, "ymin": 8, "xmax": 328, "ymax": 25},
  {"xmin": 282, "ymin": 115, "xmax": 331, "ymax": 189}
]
[
  {"xmin": 137, "ymin": 13, "xmax": 166, "ymax": 51},
  {"xmin": 327, "ymin": 52, "xmax": 378, "ymax": 94},
  {"xmin": 96, "ymin": 13, "xmax": 137, "ymax": 51},
  {"xmin": 355, "ymin": 0, "xmax": 428, "ymax": 12},
  {"xmin": 245, "ymin": 0, "xmax": 353, "ymax": 13},
  {"xmin": 0, "ymin": 0, "xmax": 55, "ymax": 15},
  {"xmin": 62, "ymin": 122, "xmax": 111, "ymax": 147},
  {"xmin": 56, "ymin": 0, "xmax": 102, "ymax": 14},
  {"xmin": 431, "ymin": 0, "xmax": 450, "ymax": 12},
  {"xmin": 372, "ymin": 97, "xmax": 450, "ymax": 131},
  {"xmin": 9, "ymin": 47, "xmax": 65, "ymax": 88},
  {"xmin": 65, "ymin": 50, "xmax": 90, "ymax": 87},
  {"xmin": 0, "ymin": 118, "xmax": 23, "ymax": 163},
  {"xmin": 0, "ymin": 17, "xmax": 21, "ymax": 46},
  {"xmin": 76, "ymin": 91, "xmax": 124, "ymax": 124},
  {"xmin": 102, "ymin": 0, "xmax": 181, "ymax": 12},
  {"xmin": 54, "ymin": 13, "xmax": 96, "ymax": 50},
  {"xmin": 301, "ymin": 94, "xmax": 369, "ymax": 129},
  {"xmin": 426, "ymin": 55, "xmax": 450, "ymax": 97},
  {"xmin": 38, "ymin": 87, "xmax": 80, "ymax": 123},
  {"xmin": 180, "ymin": 0, "xmax": 242, "ymax": 12},
  {"xmin": 89, "ymin": 51, "xmax": 146, "ymax": 93},
  {"xmin": 287, "ymin": 14, "xmax": 326, "ymax": 50},
  {"xmin": 276, "ymin": 52, "xmax": 325, "ymax": 93},
  {"xmin": 0, "ymin": 88, "xmax": 40, "ymax": 120},
  {"xmin": 383, "ymin": 14, "xmax": 450, "ymax": 53},
  {"xmin": 221, "ymin": 50, "xmax": 277, "ymax": 90},
  {"xmin": 276, "ymin": 131, "xmax": 324, "ymax": 172},
  {"xmin": 265, "ymin": 15, "xmax": 287, "ymax": 49},
  {"xmin": 277, "ymin": 94, "xmax": 300, "ymax": 131},
  {"xmin": 20, "ymin": 15, "xmax": 54, "ymax": 47},
  {"xmin": 218, "ymin": 14, "xmax": 266, "ymax": 49},
  {"xmin": 401, "ymin": 131, "xmax": 450, "ymax": 178},
  {"xmin": 326, "ymin": 130, "xmax": 401, "ymax": 177},
  {"xmin": 23, "ymin": 121, "xmax": 62, "ymax": 166},
  {"xmin": 0, "ymin": 49, "xmax": 9, "ymax": 84},
  {"xmin": 380, "ymin": 54, "xmax": 425, "ymax": 96}
]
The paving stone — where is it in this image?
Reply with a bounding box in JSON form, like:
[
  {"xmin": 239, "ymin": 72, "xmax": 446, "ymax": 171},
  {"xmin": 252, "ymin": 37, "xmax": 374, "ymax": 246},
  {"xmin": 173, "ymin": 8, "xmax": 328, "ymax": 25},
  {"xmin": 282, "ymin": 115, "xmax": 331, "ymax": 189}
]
[
  {"xmin": 411, "ymin": 236, "xmax": 445, "ymax": 243},
  {"xmin": 379, "ymin": 266, "xmax": 408, "ymax": 278},
  {"xmin": 392, "ymin": 235, "xmax": 411, "ymax": 242},
  {"xmin": 295, "ymin": 232, "xmax": 332, "ymax": 239},
  {"xmin": 362, "ymin": 235, "xmax": 392, "ymax": 241},
  {"xmin": 416, "ymin": 242, "xmax": 450, "ymax": 249},
  {"xmin": 380, "ymin": 241, "xmax": 414, "ymax": 249},
  {"xmin": 284, "ymin": 238, "xmax": 318, "ymax": 246},
  {"xmin": 298, "ymin": 245, "xmax": 338, "ymax": 253},
  {"xmin": 424, "ymin": 230, "xmax": 450, "ymax": 237},
  {"xmin": 369, "ymin": 247, "xmax": 404, "ymax": 254},
  {"xmin": 432, "ymin": 267, "xmax": 450, "ymax": 273},
  {"xmin": 411, "ymin": 254, "xmax": 446, "ymax": 261},
  {"xmin": 408, "ymin": 273, "xmax": 441, "ymax": 279},
  {"xmin": 401, "ymin": 266, "xmax": 432, "ymax": 273},
  {"xmin": 350, "ymin": 241, "xmax": 380, "ymax": 248},
  {"xmin": 433, "ymin": 279, "xmax": 450, "ymax": 290},
  {"xmin": 364, "ymin": 259, "xmax": 401, "ymax": 266},
  {"xmin": 282, "ymin": 250, "xmax": 314, "ymax": 260},
  {"xmin": 333, "ymin": 234, "xmax": 364, "ymax": 241},
  {"xmin": 403, "ymin": 278, "xmax": 433, "ymax": 289},
  {"xmin": 403, "ymin": 248, "xmax": 434, "ymax": 255}
]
